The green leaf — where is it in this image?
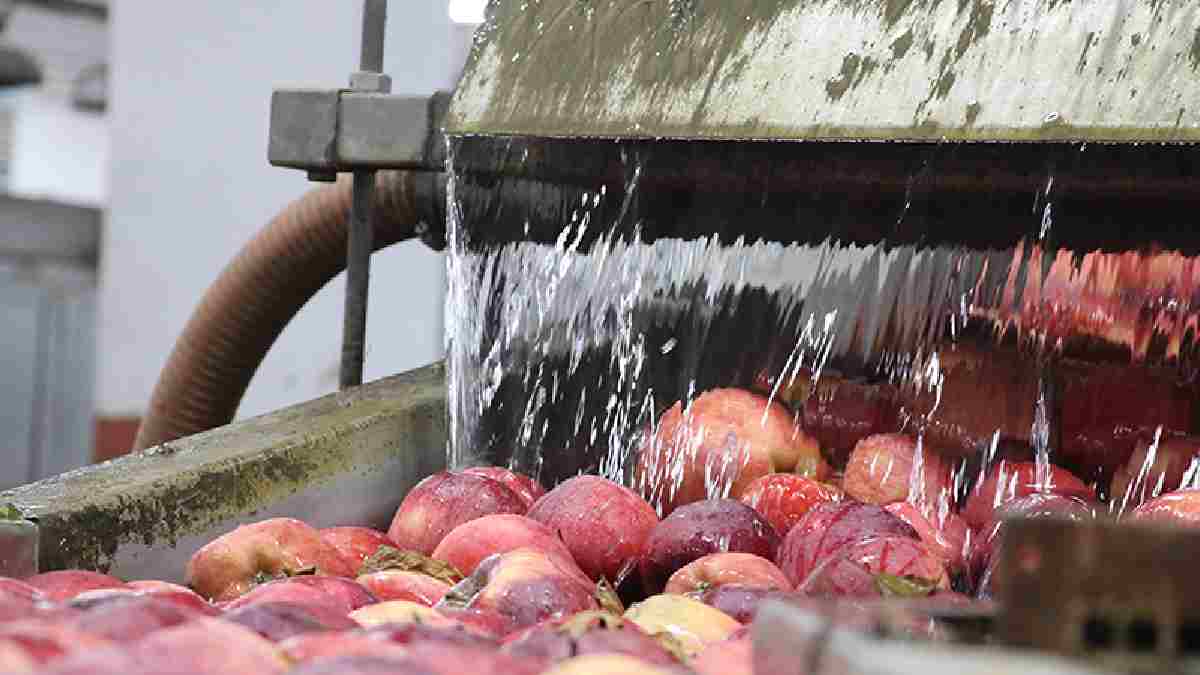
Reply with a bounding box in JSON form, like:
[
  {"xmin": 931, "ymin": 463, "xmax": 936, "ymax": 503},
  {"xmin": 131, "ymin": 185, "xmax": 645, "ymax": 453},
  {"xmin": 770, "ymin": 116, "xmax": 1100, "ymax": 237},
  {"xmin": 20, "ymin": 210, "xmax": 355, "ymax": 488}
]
[
  {"xmin": 358, "ymin": 545, "xmax": 464, "ymax": 585},
  {"xmin": 594, "ymin": 578, "xmax": 625, "ymax": 615},
  {"xmin": 0, "ymin": 503, "xmax": 23, "ymax": 521},
  {"xmin": 875, "ymin": 572, "xmax": 938, "ymax": 598}
]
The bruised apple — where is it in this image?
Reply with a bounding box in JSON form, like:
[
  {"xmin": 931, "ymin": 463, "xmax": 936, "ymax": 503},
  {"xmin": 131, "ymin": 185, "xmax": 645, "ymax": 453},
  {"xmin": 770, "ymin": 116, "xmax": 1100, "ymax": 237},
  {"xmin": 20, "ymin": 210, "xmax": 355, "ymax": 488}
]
[
  {"xmin": 776, "ymin": 501, "xmax": 918, "ymax": 587},
  {"xmin": 462, "ymin": 467, "xmax": 547, "ymax": 509},
  {"xmin": 623, "ymin": 594, "xmax": 740, "ymax": 657},
  {"xmin": 635, "ymin": 388, "xmax": 827, "ymax": 515},
  {"xmin": 388, "ymin": 472, "xmax": 527, "ymax": 555},
  {"xmin": 437, "ymin": 548, "xmax": 599, "ymax": 634},
  {"xmin": 739, "ymin": 473, "xmax": 842, "ymax": 536},
  {"xmin": 798, "ymin": 535, "xmax": 949, "ymax": 597},
  {"xmin": 25, "ymin": 570, "xmax": 124, "ymax": 602},
  {"xmin": 663, "ymin": 553, "xmax": 790, "ymax": 595},
  {"xmin": 526, "ymin": 476, "xmax": 658, "ymax": 582},
  {"xmin": 501, "ymin": 611, "xmax": 679, "ymax": 667},
  {"xmin": 640, "ymin": 500, "xmax": 780, "ymax": 594},
  {"xmin": 842, "ymin": 434, "xmax": 952, "ymax": 509},
  {"xmin": 432, "ymin": 515, "xmax": 579, "ymax": 577},
  {"xmin": 185, "ymin": 518, "xmax": 355, "ymax": 601},
  {"xmin": 320, "ymin": 527, "xmax": 397, "ymax": 570},
  {"xmin": 962, "ymin": 461, "xmax": 1093, "ymax": 529}
]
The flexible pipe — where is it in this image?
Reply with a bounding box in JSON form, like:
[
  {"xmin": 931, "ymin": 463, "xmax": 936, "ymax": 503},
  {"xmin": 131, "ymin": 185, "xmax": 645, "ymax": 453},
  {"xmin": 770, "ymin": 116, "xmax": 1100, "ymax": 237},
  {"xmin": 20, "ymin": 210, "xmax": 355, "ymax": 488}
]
[{"xmin": 133, "ymin": 170, "xmax": 445, "ymax": 451}]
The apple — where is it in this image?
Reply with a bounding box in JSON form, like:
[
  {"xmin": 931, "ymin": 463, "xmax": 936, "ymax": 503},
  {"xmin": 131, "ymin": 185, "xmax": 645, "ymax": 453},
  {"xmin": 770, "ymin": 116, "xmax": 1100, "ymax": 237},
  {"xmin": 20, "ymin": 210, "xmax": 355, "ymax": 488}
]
[
  {"xmin": 0, "ymin": 579, "xmax": 42, "ymax": 605},
  {"xmin": 320, "ymin": 527, "xmax": 397, "ymax": 571},
  {"xmin": 801, "ymin": 376, "xmax": 901, "ymax": 467},
  {"xmin": 400, "ymin": 642, "xmax": 549, "ymax": 675},
  {"xmin": 432, "ymin": 514, "xmax": 580, "ymax": 577},
  {"xmin": 279, "ymin": 632, "xmax": 413, "ymax": 664},
  {"xmin": 1128, "ymin": 487, "xmax": 1200, "ymax": 527},
  {"xmin": 356, "ymin": 570, "xmax": 450, "ymax": 606},
  {"xmin": 639, "ymin": 499, "xmax": 780, "ymax": 594},
  {"xmin": 349, "ymin": 600, "xmax": 462, "ymax": 630},
  {"xmin": 970, "ymin": 492, "xmax": 1096, "ymax": 597},
  {"xmin": 1111, "ymin": 435, "xmax": 1200, "ymax": 512},
  {"xmin": 0, "ymin": 620, "xmax": 112, "ymax": 665},
  {"xmin": 692, "ymin": 634, "xmax": 753, "ymax": 675},
  {"xmin": 366, "ymin": 621, "xmax": 499, "ymax": 649},
  {"xmin": 68, "ymin": 595, "xmax": 204, "ymax": 642},
  {"xmin": 222, "ymin": 576, "xmax": 376, "ymax": 615},
  {"xmin": 25, "ymin": 570, "xmax": 125, "ymax": 602},
  {"xmin": 223, "ymin": 601, "xmax": 359, "ymax": 641},
  {"xmin": 962, "ymin": 460, "xmax": 1094, "ymax": 529},
  {"xmin": 663, "ymin": 553, "xmax": 790, "ymax": 595},
  {"xmin": 388, "ymin": 472, "xmax": 527, "ymax": 556},
  {"xmin": 883, "ymin": 502, "xmax": 969, "ymax": 571},
  {"xmin": 185, "ymin": 517, "xmax": 356, "ymax": 601},
  {"xmin": 462, "ymin": 467, "xmax": 547, "ymax": 509},
  {"xmin": 437, "ymin": 548, "xmax": 600, "ymax": 634},
  {"xmin": 0, "ymin": 641, "xmax": 34, "ymax": 673},
  {"xmin": 635, "ymin": 388, "xmax": 828, "ymax": 516},
  {"xmin": 501, "ymin": 611, "xmax": 680, "ymax": 667},
  {"xmin": 283, "ymin": 654, "xmax": 432, "ymax": 675},
  {"xmin": 775, "ymin": 502, "xmax": 918, "ymax": 587},
  {"xmin": 121, "ymin": 581, "xmax": 217, "ymax": 615},
  {"xmin": 738, "ymin": 473, "xmax": 842, "ymax": 537},
  {"xmin": 129, "ymin": 617, "xmax": 288, "ymax": 674},
  {"xmin": 797, "ymin": 535, "xmax": 949, "ymax": 597},
  {"xmin": 525, "ymin": 476, "xmax": 658, "ymax": 582},
  {"xmin": 430, "ymin": 605, "xmax": 515, "ymax": 639},
  {"xmin": 842, "ymin": 434, "xmax": 952, "ymax": 510},
  {"xmin": 623, "ymin": 594, "xmax": 740, "ymax": 658},
  {"xmin": 540, "ymin": 654, "xmax": 679, "ymax": 675},
  {"xmin": 692, "ymin": 585, "xmax": 791, "ymax": 624}
]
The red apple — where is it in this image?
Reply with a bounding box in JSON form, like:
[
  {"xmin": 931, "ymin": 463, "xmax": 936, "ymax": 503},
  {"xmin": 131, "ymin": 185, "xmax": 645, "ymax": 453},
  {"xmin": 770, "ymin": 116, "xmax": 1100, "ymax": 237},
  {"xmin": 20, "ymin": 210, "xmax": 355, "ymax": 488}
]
[
  {"xmin": 971, "ymin": 492, "xmax": 1096, "ymax": 597},
  {"xmin": 884, "ymin": 501, "xmax": 969, "ymax": 571},
  {"xmin": 542, "ymin": 654, "xmax": 679, "ymax": 675},
  {"xmin": 25, "ymin": 570, "xmax": 125, "ymax": 602},
  {"xmin": 962, "ymin": 460, "xmax": 1094, "ymax": 529},
  {"xmin": 0, "ymin": 579, "xmax": 43, "ymax": 605},
  {"xmin": 388, "ymin": 472, "xmax": 527, "ymax": 556},
  {"xmin": 321, "ymin": 527, "xmax": 397, "ymax": 571},
  {"xmin": 0, "ymin": 620, "xmax": 112, "ymax": 665},
  {"xmin": 356, "ymin": 570, "xmax": 450, "ymax": 606},
  {"xmin": 1111, "ymin": 435, "xmax": 1200, "ymax": 513},
  {"xmin": 400, "ymin": 642, "xmax": 549, "ymax": 675},
  {"xmin": 284, "ymin": 654, "xmax": 432, "ymax": 675},
  {"xmin": 432, "ymin": 605, "xmax": 514, "ymax": 639},
  {"xmin": 121, "ymin": 582, "xmax": 217, "ymax": 615},
  {"xmin": 775, "ymin": 502, "xmax": 918, "ymax": 587},
  {"xmin": 1128, "ymin": 487, "xmax": 1200, "ymax": 527},
  {"xmin": 185, "ymin": 517, "xmax": 356, "ymax": 601},
  {"xmin": 635, "ymin": 388, "xmax": 828, "ymax": 516},
  {"xmin": 366, "ymin": 621, "xmax": 499, "ymax": 649},
  {"xmin": 68, "ymin": 595, "xmax": 204, "ymax": 642},
  {"xmin": 693, "ymin": 634, "xmax": 752, "ymax": 675},
  {"xmin": 843, "ymin": 434, "xmax": 953, "ymax": 511},
  {"xmin": 501, "ymin": 611, "xmax": 680, "ymax": 667},
  {"xmin": 223, "ymin": 601, "xmax": 359, "ymax": 641},
  {"xmin": 639, "ymin": 499, "xmax": 780, "ymax": 594},
  {"xmin": 623, "ymin": 594, "xmax": 740, "ymax": 657},
  {"xmin": 222, "ymin": 576, "xmax": 376, "ymax": 615},
  {"xmin": 693, "ymin": 585, "xmax": 791, "ymax": 624},
  {"xmin": 129, "ymin": 617, "xmax": 288, "ymax": 673},
  {"xmin": 432, "ymin": 514, "xmax": 580, "ymax": 577},
  {"xmin": 279, "ymin": 633, "xmax": 412, "ymax": 664},
  {"xmin": 738, "ymin": 474, "xmax": 843, "ymax": 537},
  {"xmin": 437, "ymin": 548, "xmax": 599, "ymax": 634},
  {"xmin": 0, "ymin": 641, "xmax": 34, "ymax": 672},
  {"xmin": 462, "ymin": 467, "xmax": 547, "ymax": 509},
  {"xmin": 798, "ymin": 535, "xmax": 949, "ymax": 597},
  {"xmin": 526, "ymin": 476, "xmax": 658, "ymax": 583},
  {"xmin": 663, "ymin": 553, "xmax": 790, "ymax": 595}
]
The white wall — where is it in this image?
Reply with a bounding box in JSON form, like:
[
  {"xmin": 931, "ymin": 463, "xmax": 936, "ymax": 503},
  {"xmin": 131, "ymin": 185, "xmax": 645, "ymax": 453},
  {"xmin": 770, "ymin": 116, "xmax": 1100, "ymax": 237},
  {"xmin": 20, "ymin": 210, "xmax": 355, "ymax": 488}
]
[
  {"xmin": 100, "ymin": 1, "xmax": 459, "ymax": 419},
  {"xmin": 9, "ymin": 90, "xmax": 108, "ymax": 207}
]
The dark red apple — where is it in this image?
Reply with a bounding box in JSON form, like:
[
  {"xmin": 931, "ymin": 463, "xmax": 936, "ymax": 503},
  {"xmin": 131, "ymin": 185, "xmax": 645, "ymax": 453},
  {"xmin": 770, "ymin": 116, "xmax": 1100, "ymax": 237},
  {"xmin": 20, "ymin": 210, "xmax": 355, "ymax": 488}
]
[
  {"xmin": 797, "ymin": 535, "xmax": 949, "ymax": 597},
  {"xmin": 663, "ymin": 553, "xmax": 790, "ymax": 595},
  {"xmin": 884, "ymin": 501, "xmax": 969, "ymax": 571},
  {"xmin": 693, "ymin": 584, "xmax": 791, "ymax": 624},
  {"xmin": 437, "ymin": 548, "xmax": 599, "ymax": 634},
  {"xmin": 962, "ymin": 461, "xmax": 1094, "ymax": 529},
  {"xmin": 634, "ymin": 388, "xmax": 827, "ymax": 516},
  {"xmin": 25, "ymin": 570, "xmax": 125, "ymax": 602},
  {"xmin": 462, "ymin": 467, "xmax": 547, "ymax": 509},
  {"xmin": 223, "ymin": 601, "xmax": 359, "ymax": 641},
  {"xmin": 775, "ymin": 502, "xmax": 918, "ymax": 587},
  {"xmin": 68, "ymin": 595, "xmax": 204, "ymax": 642},
  {"xmin": 738, "ymin": 473, "xmax": 842, "ymax": 537},
  {"xmin": 320, "ymin": 527, "xmax": 397, "ymax": 571},
  {"xmin": 501, "ymin": 611, "xmax": 679, "ymax": 666},
  {"xmin": 640, "ymin": 499, "xmax": 780, "ymax": 594},
  {"xmin": 432, "ymin": 514, "xmax": 580, "ymax": 577},
  {"xmin": 388, "ymin": 472, "xmax": 527, "ymax": 555},
  {"xmin": 526, "ymin": 476, "xmax": 658, "ymax": 583},
  {"xmin": 185, "ymin": 517, "xmax": 356, "ymax": 601}
]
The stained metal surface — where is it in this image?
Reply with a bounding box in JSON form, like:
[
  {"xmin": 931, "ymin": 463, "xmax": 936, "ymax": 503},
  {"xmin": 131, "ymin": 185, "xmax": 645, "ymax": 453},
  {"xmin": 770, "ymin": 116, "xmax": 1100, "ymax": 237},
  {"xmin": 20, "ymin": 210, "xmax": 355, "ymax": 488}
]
[
  {"xmin": 0, "ymin": 363, "xmax": 447, "ymax": 581},
  {"xmin": 448, "ymin": 0, "xmax": 1200, "ymax": 142},
  {"xmin": 0, "ymin": 518, "xmax": 37, "ymax": 578}
]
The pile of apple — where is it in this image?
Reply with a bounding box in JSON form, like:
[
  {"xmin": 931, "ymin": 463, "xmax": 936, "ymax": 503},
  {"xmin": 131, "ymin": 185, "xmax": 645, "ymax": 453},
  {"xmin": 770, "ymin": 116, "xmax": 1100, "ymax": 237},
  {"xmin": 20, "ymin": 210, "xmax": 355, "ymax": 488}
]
[{"xmin": 3, "ymin": 386, "xmax": 1200, "ymax": 674}]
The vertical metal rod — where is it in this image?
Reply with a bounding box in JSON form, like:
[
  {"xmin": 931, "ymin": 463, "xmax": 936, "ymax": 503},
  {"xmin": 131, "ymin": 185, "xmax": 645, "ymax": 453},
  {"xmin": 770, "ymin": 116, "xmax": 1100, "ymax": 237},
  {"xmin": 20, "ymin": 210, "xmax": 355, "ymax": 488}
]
[{"xmin": 341, "ymin": 0, "xmax": 387, "ymax": 389}]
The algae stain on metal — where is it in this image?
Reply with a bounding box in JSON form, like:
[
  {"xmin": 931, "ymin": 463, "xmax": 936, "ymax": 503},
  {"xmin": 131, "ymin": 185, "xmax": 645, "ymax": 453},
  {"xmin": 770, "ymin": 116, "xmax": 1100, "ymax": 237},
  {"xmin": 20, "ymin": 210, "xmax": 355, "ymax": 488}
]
[
  {"xmin": 1190, "ymin": 28, "xmax": 1200, "ymax": 70},
  {"xmin": 1076, "ymin": 31, "xmax": 1096, "ymax": 74},
  {"xmin": 954, "ymin": 0, "xmax": 994, "ymax": 59},
  {"xmin": 965, "ymin": 101, "xmax": 982, "ymax": 126},
  {"xmin": 891, "ymin": 28, "xmax": 915, "ymax": 59},
  {"xmin": 825, "ymin": 52, "xmax": 879, "ymax": 101}
]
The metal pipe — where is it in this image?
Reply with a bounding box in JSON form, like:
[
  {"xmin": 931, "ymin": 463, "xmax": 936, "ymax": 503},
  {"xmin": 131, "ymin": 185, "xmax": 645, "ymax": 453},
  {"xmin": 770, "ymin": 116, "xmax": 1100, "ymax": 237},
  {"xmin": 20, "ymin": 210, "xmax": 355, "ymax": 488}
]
[{"xmin": 341, "ymin": 0, "xmax": 388, "ymax": 389}]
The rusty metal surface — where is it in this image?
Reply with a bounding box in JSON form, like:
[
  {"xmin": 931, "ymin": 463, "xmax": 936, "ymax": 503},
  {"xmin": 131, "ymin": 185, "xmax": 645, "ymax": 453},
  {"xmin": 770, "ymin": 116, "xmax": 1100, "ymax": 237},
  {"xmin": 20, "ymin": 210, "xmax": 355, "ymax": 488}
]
[
  {"xmin": 0, "ymin": 363, "xmax": 447, "ymax": 582},
  {"xmin": 997, "ymin": 517, "xmax": 1200, "ymax": 672},
  {"xmin": 448, "ymin": 0, "xmax": 1200, "ymax": 142}
]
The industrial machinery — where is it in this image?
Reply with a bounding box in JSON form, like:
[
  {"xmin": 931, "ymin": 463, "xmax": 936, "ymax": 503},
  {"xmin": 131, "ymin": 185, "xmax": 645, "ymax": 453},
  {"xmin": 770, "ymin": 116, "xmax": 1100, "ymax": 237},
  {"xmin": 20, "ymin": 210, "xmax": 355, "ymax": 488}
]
[{"xmin": 5, "ymin": 0, "xmax": 1200, "ymax": 673}]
